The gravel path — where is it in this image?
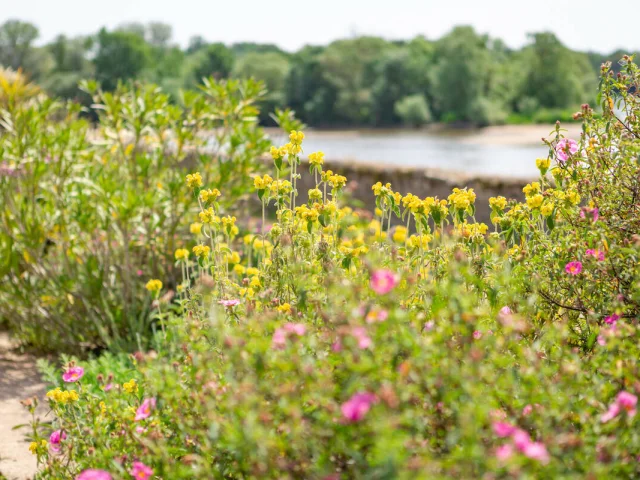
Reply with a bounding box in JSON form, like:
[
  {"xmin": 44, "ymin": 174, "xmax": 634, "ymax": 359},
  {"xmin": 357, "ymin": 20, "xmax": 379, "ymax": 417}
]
[{"xmin": 0, "ymin": 332, "xmax": 47, "ymax": 480}]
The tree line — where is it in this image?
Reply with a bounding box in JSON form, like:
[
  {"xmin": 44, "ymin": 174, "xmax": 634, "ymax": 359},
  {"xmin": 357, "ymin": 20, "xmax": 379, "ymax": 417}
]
[{"xmin": 0, "ymin": 19, "xmax": 635, "ymax": 127}]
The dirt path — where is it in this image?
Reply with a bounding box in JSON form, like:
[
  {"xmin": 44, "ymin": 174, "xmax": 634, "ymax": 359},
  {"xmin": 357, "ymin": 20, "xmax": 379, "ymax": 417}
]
[{"xmin": 0, "ymin": 332, "xmax": 47, "ymax": 480}]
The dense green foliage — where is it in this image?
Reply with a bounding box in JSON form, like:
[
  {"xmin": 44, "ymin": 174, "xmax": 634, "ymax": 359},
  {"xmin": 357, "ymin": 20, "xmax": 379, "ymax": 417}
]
[
  {"xmin": 0, "ymin": 76, "xmax": 270, "ymax": 351},
  {"xmin": 1, "ymin": 19, "xmax": 635, "ymax": 126},
  {"xmin": 19, "ymin": 56, "xmax": 640, "ymax": 479}
]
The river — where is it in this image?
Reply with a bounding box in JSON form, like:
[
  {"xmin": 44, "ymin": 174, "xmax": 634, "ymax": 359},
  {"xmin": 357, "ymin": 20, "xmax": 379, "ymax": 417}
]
[{"xmin": 270, "ymin": 125, "xmax": 582, "ymax": 178}]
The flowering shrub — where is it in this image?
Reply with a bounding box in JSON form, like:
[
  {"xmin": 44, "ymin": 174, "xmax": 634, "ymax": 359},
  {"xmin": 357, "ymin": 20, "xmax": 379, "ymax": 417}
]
[
  {"xmin": 27, "ymin": 56, "xmax": 640, "ymax": 478},
  {"xmin": 0, "ymin": 78, "xmax": 269, "ymax": 351}
]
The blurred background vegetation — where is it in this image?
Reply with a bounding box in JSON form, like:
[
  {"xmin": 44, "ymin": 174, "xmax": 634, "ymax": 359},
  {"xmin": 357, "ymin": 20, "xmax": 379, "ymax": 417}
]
[{"xmin": 1, "ymin": 19, "xmax": 636, "ymax": 127}]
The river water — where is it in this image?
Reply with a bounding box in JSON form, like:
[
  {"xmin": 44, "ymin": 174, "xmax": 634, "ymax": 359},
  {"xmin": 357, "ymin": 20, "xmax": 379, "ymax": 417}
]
[{"xmin": 274, "ymin": 128, "xmax": 562, "ymax": 178}]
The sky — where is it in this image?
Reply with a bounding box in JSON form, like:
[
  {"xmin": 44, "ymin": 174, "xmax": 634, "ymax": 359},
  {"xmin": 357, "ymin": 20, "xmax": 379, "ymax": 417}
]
[{"xmin": 1, "ymin": 0, "xmax": 637, "ymax": 53}]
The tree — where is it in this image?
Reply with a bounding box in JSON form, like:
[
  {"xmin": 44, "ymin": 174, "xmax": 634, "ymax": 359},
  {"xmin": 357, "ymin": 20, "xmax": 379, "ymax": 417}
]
[
  {"xmin": 431, "ymin": 26, "xmax": 493, "ymax": 123},
  {"xmin": 94, "ymin": 28, "xmax": 151, "ymax": 90},
  {"xmin": 394, "ymin": 94, "xmax": 432, "ymax": 127},
  {"xmin": 147, "ymin": 22, "xmax": 172, "ymax": 48},
  {"xmin": 0, "ymin": 20, "xmax": 39, "ymax": 70},
  {"xmin": 233, "ymin": 51, "xmax": 290, "ymax": 123},
  {"xmin": 521, "ymin": 32, "xmax": 595, "ymax": 109},
  {"xmin": 189, "ymin": 43, "xmax": 234, "ymax": 84}
]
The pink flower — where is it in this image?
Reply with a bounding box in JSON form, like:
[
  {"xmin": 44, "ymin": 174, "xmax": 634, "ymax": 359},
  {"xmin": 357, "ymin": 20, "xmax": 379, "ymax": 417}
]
[
  {"xmin": 555, "ymin": 138, "xmax": 578, "ymax": 162},
  {"xmin": 585, "ymin": 249, "xmax": 605, "ymax": 261},
  {"xmin": 522, "ymin": 405, "xmax": 533, "ymax": 416},
  {"xmin": 370, "ymin": 269, "xmax": 399, "ymax": 295},
  {"xmin": 135, "ymin": 398, "xmax": 156, "ymax": 421},
  {"xmin": 597, "ymin": 334, "xmax": 606, "ymax": 346},
  {"xmin": 616, "ymin": 391, "xmax": 638, "ymax": 414},
  {"xmin": 601, "ymin": 391, "xmax": 637, "ymax": 423},
  {"xmin": 473, "ymin": 330, "xmax": 482, "ymax": 340},
  {"xmin": 493, "ymin": 422, "xmax": 516, "ymax": 438},
  {"xmin": 272, "ymin": 328, "xmax": 287, "ymax": 349},
  {"xmin": 76, "ymin": 470, "xmax": 112, "ymax": 480},
  {"xmin": 365, "ymin": 308, "xmax": 388, "ymax": 324},
  {"xmin": 499, "ymin": 306, "xmax": 512, "ymax": 316},
  {"xmin": 332, "ymin": 339, "xmax": 342, "ymax": 352},
  {"xmin": 495, "ymin": 444, "xmax": 514, "ymax": 461},
  {"xmin": 284, "ymin": 323, "xmax": 306, "ymax": 336},
  {"xmin": 580, "ymin": 207, "xmax": 599, "ymax": 222},
  {"xmin": 523, "ymin": 442, "xmax": 550, "ymax": 464},
  {"xmin": 601, "ymin": 403, "xmax": 621, "ymax": 423},
  {"xmin": 130, "ymin": 461, "xmax": 153, "ymax": 480},
  {"xmin": 219, "ymin": 299, "xmax": 241, "ymax": 308},
  {"xmin": 272, "ymin": 323, "xmax": 306, "ymax": 349},
  {"xmin": 135, "ymin": 426, "xmax": 147, "ymax": 434},
  {"xmin": 341, "ymin": 392, "xmax": 377, "ymax": 423},
  {"xmin": 564, "ymin": 261, "xmax": 582, "ymax": 275},
  {"xmin": 136, "ymin": 269, "xmax": 143, "ymax": 276},
  {"xmin": 103, "ymin": 383, "xmax": 113, "ymax": 392},
  {"xmin": 604, "ymin": 313, "xmax": 620, "ymax": 325},
  {"xmin": 351, "ymin": 326, "xmax": 372, "ymax": 349},
  {"xmin": 512, "ymin": 429, "xmax": 532, "ymax": 452},
  {"xmin": 62, "ymin": 366, "xmax": 85, "ymax": 383},
  {"xmin": 423, "ymin": 321, "xmax": 435, "ymax": 331},
  {"xmin": 49, "ymin": 430, "xmax": 67, "ymax": 453}
]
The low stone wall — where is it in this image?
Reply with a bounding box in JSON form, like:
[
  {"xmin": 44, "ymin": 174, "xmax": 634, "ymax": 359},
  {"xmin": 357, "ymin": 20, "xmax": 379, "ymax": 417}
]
[{"xmin": 297, "ymin": 159, "xmax": 533, "ymax": 225}]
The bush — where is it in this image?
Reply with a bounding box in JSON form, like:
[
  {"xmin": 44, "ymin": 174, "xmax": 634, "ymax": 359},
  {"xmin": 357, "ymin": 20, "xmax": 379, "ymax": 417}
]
[
  {"xmin": 393, "ymin": 94, "xmax": 432, "ymax": 127},
  {"xmin": 0, "ymin": 77, "xmax": 270, "ymax": 351},
  {"xmin": 26, "ymin": 56, "xmax": 640, "ymax": 478},
  {"xmin": 468, "ymin": 97, "xmax": 508, "ymax": 126}
]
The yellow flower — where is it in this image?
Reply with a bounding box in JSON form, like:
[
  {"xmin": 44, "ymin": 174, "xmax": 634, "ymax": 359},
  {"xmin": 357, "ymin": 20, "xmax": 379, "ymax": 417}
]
[
  {"xmin": 270, "ymin": 146, "xmax": 285, "ymax": 161},
  {"xmin": 540, "ymin": 202, "xmax": 554, "ymax": 217},
  {"xmin": 522, "ymin": 182, "xmax": 541, "ymax": 197},
  {"xmin": 328, "ymin": 174, "xmax": 347, "ymax": 190},
  {"xmin": 199, "ymin": 207, "xmax": 219, "ymax": 225},
  {"xmin": 393, "ymin": 226, "xmax": 408, "ymax": 244},
  {"xmin": 448, "ymin": 188, "xmax": 476, "ymax": 211},
  {"xmin": 567, "ymin": 190, "xmax": 581, "ymax": 205},
  {"xmin": 233, "ymin": 264, "xmax": 246, "ymax": 276},
  {"xmin": 190, "ymin": 222, "xmax": 203, "ymax": 235},
  {"xmin": 123, "ymin": 379, "xmax": 138, "ymax": 394},
  {"xmin": 526, "ymin": 194, "xmax": 544, "ymax": 209},
  {"xmin": 226, "ymin": 251, "xmax": 241, "ymax": 264},
  {"xmin": 249, "ymin": 276, "xmax": 261, "ymax": 289},
  {"xmin": 489, "ymin": 196, "xmax": 507, "ymax": 211},
  {"xmin": 185, "ymin": 172, "xmax": 203, "ymax": 189},
  {"xmin": 309, "ymin": 151, "xmax": 324, "ymax": 166},
  {"xmin": 239, "ymin": 287, "xmax": 255, "ymax": 298},
  {"xmin": 175, "ymin": 248, "xmax": 189, "ymax": 261},
  {"xmin": 277, "ymin": 303, "xmax": 292, "ymax": 313},
  {"xmin": 145, "ymin": 279, "xmax": 163, "ymax": 293},
  {"xmin": 29, "ymin": 441, "xmax": 46, "ymax": 455},
  {"xmin": 536, "ymin": 158, "xmax": 551, "ymax": 174},
  {"xmin": 308, "ymin": 188, "xmax": 323, "ymax": 202},
  {"xmin": 199, "ymin": 188, "xmax": 221, "ymax": 204},
  {"xmin": 246, "ymin": 267, "xmax": 260, "ymax": 277},
  {"xmin": 99, "ymin": 401, "xmax": 107, "ymax": 416},
  {"xmin": 193, "ymin": 244, "xmax": 211, "ymax": 259},
  {"xmin": 289, "ymin": 130, "xmax": 305, "ymax": 146},
  {"xmin": 407, "ymin": 234, "xmax": 432, "ymax": 249},
  {"xmin": 285, "ymin": 142, "xmax": 302, "ymax": 156}
]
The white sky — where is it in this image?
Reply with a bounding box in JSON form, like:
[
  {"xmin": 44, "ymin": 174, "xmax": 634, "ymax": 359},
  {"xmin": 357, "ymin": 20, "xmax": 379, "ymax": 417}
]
[{"xmin": 2, "ymin": 0, "xmax": 637, "ymax": 53}]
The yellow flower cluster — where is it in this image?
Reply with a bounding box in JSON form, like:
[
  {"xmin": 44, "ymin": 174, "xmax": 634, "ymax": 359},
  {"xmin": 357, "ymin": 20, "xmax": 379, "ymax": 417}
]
[
  {"xmin": 393, "ymin": 226, "xmax": 407, "ymax": 243},
  {"xmin": 522, "ymin": 182, "xmax": 541, "ymax": 197},
  {"xmin": 448, "ymin": 188, "xmax": 476, "ymax": 210},
  {"xmin": 123, "ymin": 379, "xmax": 138, "ymax": 394},
  {"xmin": 489, "ymin": 196, "xmax": 507, "ymax": 211},
  {"xmin": 193, "ymin": 244, "xmax": 211, "ymax": 258},
  {"xmin": 254, "ymin": 174, "xmax": 273, "ymax": 190},
  {"xmin": 372, "ymin": 182, "xmax": 392, "ymax": 196},
  {"xmin": 270, "ymin": 145, "xmax": 287, "ymax": 161},
  {"xmin": 289, "ymin": 130, "xmax": 305, "ymax": 145},
  {"xmin": 175, "ymin": 248, "xmax": 189, "ymax": 260},
  {"xmin": 536, "ymin": 158, "xmax": 551, "ymax": 173},
  {"xmin": 269, "ymin": 179, "xmax": 293, "ymax": 196},
  {"xmin": 456, "ymin": 222, "xmax": 488, "ymax": 239},
  {"xmin": 277, "ymin": 303, "xmax": 291, "ymax": 313},
  {"xmin": 328, "ymin": 173, "xmax": 347, "ymax": 190},
  {"xmin": 308, "ymin": 188, "xmax": 323, "ymax": 201},
  {"xmin": 190, "ymin": 222, "xmax": 203, "ymax": 235},
  {"xmin": 185, "ymin": 172, "xmax": 203, "ymax": 189},
  {"xmin": 199, "ymin": 188, "xmax": 221, "ymax": 204},
  {"xmin": 296, "ymin": 204, "xmax": 320, "ymax": 223},
  {"xmin": 199, "ymin": 207, "xmax": 220, "ymax": 225},
  {"xmin": 29, "ymin": 440, "xmax": 47, "ymax": 455},
  {"xmin": 407, "ymin": 233, "xmax": 432, "ymax": 249},
  {"xmin": 526, "ymin": 194, "xmax": 544, "ymax": 209},
  {"xmin": 46, "ymin": 387, "xmax": 79, "ymax": 404},
  {"xmin": 309, "ymin": 151, "xmax": 324, "ymax": 166},
  {"xmin": 145, "ymin": 279, "xmax": 163, "ymax": 292}
]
